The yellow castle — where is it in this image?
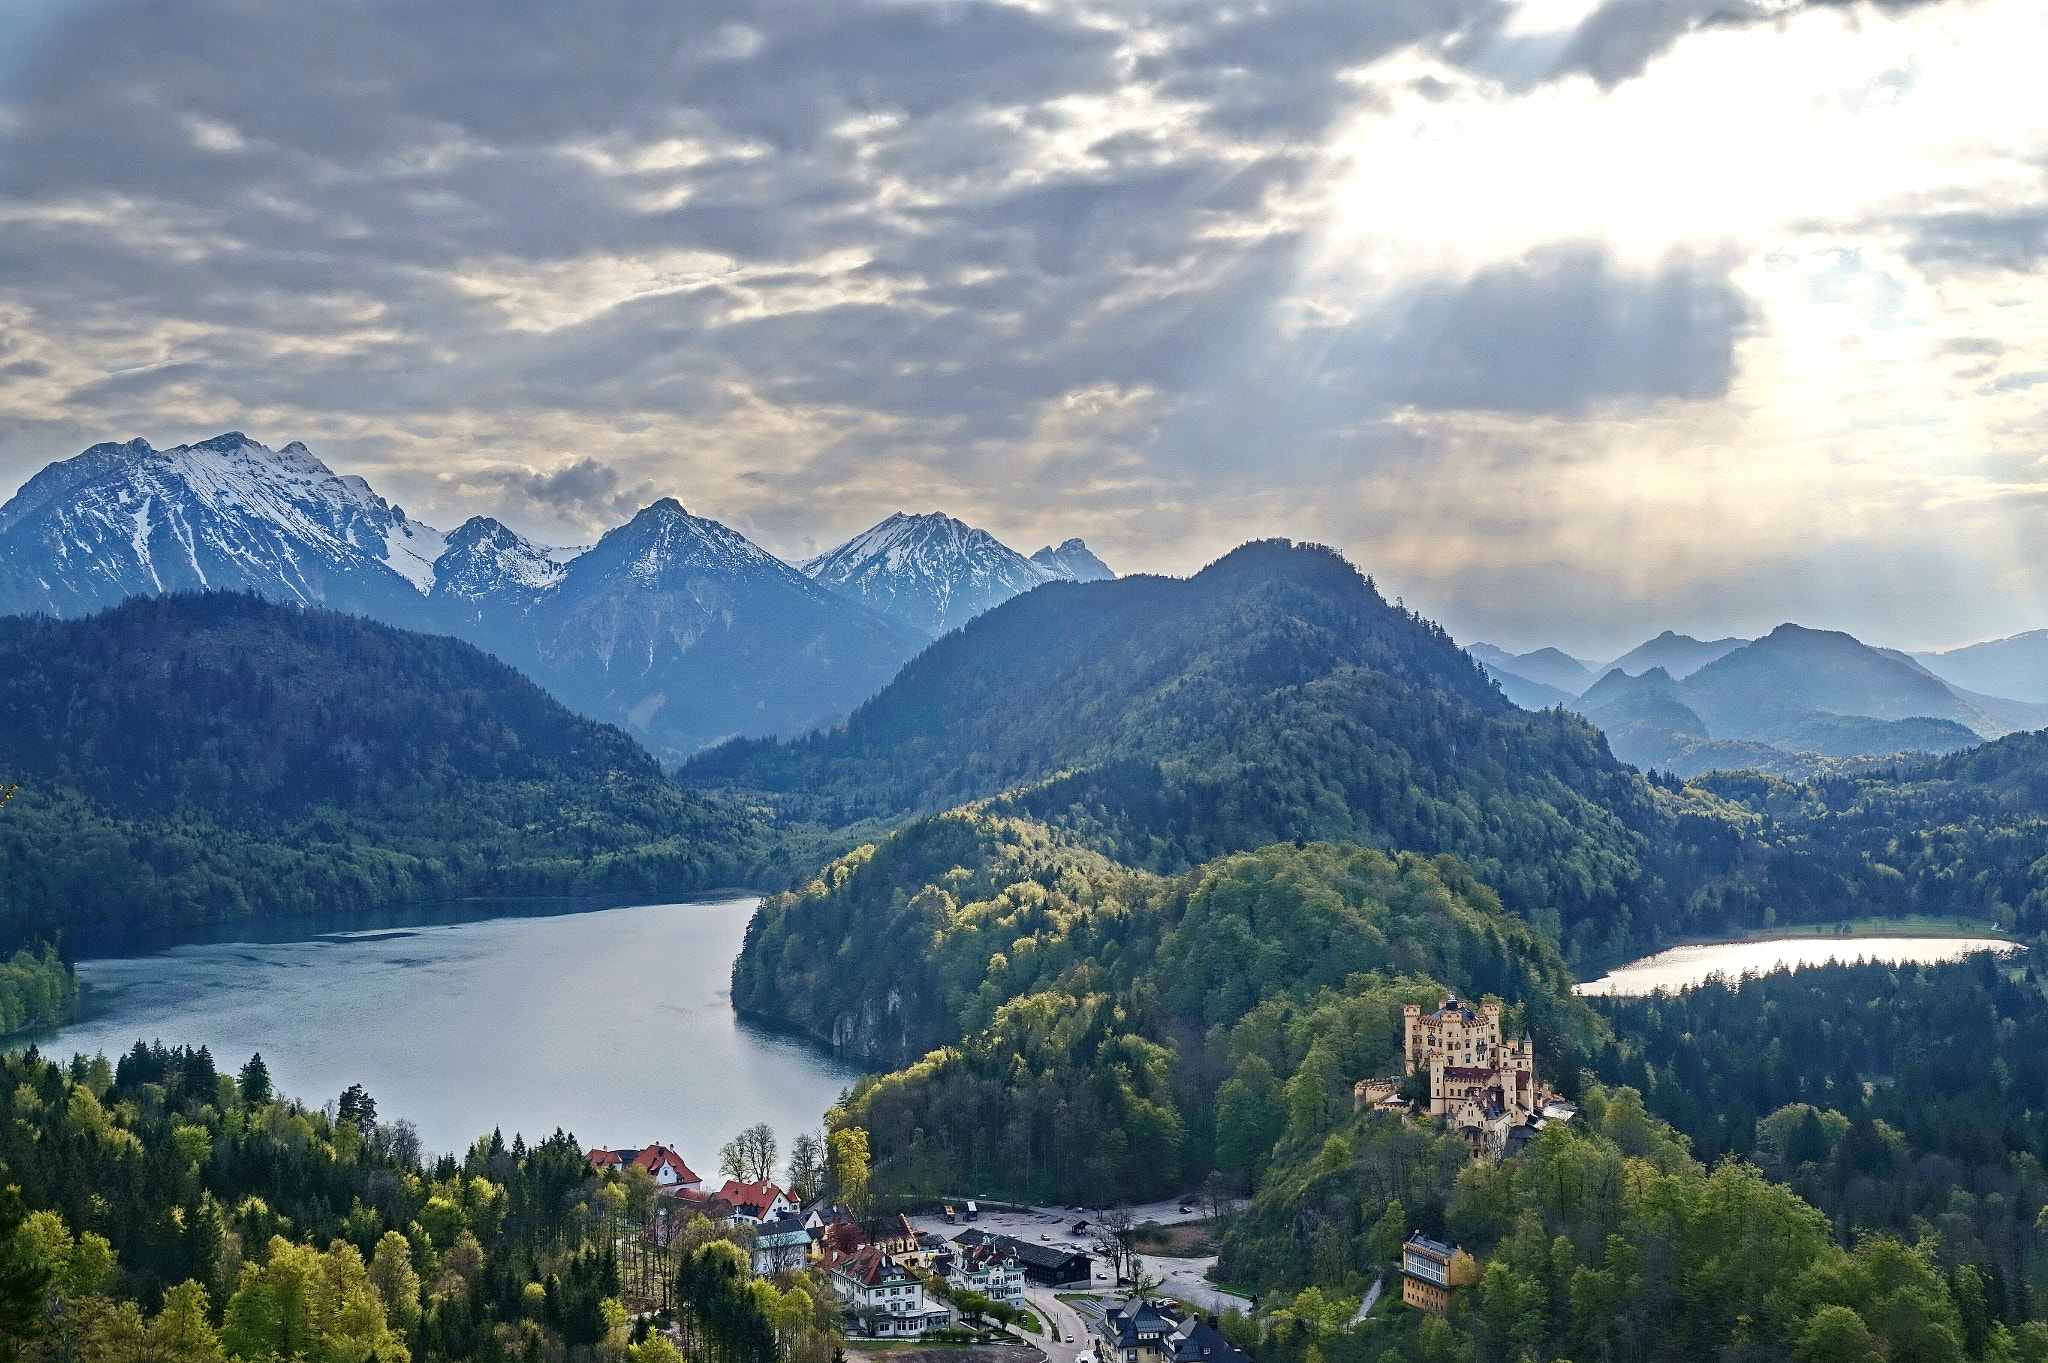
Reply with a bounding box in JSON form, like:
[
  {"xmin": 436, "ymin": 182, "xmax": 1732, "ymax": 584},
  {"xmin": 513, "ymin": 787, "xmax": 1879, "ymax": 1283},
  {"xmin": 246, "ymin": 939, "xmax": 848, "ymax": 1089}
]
[{"xmin": 1402, "ymin": 996, "xmax": 1545, "ymax": 1157}]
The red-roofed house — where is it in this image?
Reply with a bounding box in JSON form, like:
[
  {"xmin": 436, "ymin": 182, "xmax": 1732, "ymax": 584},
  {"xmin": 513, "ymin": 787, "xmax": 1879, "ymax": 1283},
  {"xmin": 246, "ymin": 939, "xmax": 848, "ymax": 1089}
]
[
  {"xmin": 828, "ymin": 1246, "xmax": 951, "ymax": 1336},
  {"xmin": 587, "ymin": 1144, "xmax": 702, "ymax": 1189},
  {"xmin": 718, "ymin": 1179, "xmax": 793, "ymax": 1223},
  {"xmin": 632, "ymin": 1145, "xmax": 702, "ymax": 1188}
]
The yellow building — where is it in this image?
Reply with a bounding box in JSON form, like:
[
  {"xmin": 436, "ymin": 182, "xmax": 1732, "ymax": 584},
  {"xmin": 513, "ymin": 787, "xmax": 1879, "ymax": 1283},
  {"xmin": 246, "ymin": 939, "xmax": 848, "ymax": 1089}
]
[{"xmin": 1399, "ymin": 1234, "xmax": 1461, "ymax": 1314}]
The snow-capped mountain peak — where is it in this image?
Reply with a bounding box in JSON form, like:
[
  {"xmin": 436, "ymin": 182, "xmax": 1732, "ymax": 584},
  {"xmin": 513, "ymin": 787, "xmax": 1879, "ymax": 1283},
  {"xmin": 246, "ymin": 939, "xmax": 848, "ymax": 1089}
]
[
  {"xmin": 0, "ymin": 432, "xmax": 449, "ymax": 616},
  {"xmin": 802, "ymin": 511, "xmax": 1059, "ymax": 637},
  {"xmin": 429, "ymin": 516, "xmax": 568, "ymax": 609}
]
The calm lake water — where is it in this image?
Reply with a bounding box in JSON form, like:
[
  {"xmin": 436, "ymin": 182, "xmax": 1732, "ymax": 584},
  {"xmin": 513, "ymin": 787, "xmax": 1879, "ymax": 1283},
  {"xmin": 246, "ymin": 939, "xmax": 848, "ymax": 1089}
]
[
  {"xmin": 37, "ymin": 898, "xmax": 865, "ymax": 1162},
  {"xmin": 1577, "ymin": 935, "xmax": 2021, "ymax": 996}
]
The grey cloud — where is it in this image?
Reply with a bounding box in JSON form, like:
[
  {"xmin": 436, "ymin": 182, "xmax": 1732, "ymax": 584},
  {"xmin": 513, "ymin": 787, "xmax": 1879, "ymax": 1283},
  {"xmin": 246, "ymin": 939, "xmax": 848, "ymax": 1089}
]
[
  {"xmin": 1903, "ymin": 206, "xmax": 2048, "ymax": 274},
  {"xmin": 1369, "ymin": 246, "xmax": 1754, "ymax": 413},
  {"xmin": 470, "ymin": 458, "xmax": 659, "ymax": 522},
  {"xmin": 1539, "ymin": 0, "xmax": 1954, "ymax": 89}
]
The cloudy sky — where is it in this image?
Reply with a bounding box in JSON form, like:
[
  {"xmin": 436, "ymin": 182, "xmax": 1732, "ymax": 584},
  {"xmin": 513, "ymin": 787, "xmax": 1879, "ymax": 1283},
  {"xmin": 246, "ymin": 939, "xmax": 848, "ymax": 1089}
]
[{"xmin": 2, "ymin": 0, "xmax": 2044, "ymax": 656}]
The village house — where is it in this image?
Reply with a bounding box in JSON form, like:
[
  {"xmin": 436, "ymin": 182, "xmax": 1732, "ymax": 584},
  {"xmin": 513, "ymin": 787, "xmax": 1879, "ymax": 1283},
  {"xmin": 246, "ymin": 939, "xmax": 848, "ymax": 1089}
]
[
  {"xmin": 937, "ymin": 1238, "xmax": 1026, "ymax": 1307},
  {"xmin": 752, "ymin": 1211, "xmax": 813, "ymax": 1276},
  {"xmin": 950, "ymin": 1227, "xmax": 1093, "ymax": 1287},
  {"xmin": 718, "ymin": 1179, "xmax": 793, "ymax": 1224},
  {"xmin": 1097, "ymin": 1299, "xmax": 1250, "ymax": 1363},
  {"xmin": 827, "ymin": 1246, "xmax": 953, "ymax": 1337},
  {"xmin": 587, "ymin": 1144, "xmax": 702, "ymax": 1189}
]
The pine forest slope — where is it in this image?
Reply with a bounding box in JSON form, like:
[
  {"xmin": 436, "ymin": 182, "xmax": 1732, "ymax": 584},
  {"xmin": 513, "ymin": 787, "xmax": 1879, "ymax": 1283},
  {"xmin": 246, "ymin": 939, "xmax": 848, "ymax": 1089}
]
[
  {"xmin": 694, "ymin": 540, "xmax": 1675, "ymax": 962},
  {"xmin": 0, "ymin": 593, "xmax": 764, "ymax": 949}
]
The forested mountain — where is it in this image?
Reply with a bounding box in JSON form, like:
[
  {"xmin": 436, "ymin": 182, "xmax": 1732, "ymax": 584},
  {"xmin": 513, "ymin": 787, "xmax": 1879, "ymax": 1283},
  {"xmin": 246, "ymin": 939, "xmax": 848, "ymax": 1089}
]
[
  {"xmin": 696, "ymin": 539, "xmax": 1680, "ymax": 963},
  {"xmin": 0, "ymin": 593, "xmax": 763, "ymax": 950},
  {"xmin": 801, "ymin": 512, "xmax": 1107, "ymax": 638},
  {"xmin": 1585, "ymin": 952, "xmax": 2048, "ymax": 1328}
]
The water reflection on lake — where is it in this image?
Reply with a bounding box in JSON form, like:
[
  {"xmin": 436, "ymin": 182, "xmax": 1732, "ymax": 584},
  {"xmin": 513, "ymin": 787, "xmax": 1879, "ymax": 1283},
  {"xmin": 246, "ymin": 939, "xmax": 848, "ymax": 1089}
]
[
  {"xmin": 1577, "ymin": 935, "xmax": 2020, "ymax": 996},
  {"xmin": 36, "ymin": 898, "xmax": 865, "ymax": 1160}
]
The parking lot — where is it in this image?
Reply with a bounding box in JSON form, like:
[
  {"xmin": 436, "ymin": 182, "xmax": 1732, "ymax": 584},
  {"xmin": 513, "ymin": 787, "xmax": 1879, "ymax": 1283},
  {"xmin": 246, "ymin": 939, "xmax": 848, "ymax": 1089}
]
[{"xmin": 905, "ymin": 1199, "xmax": 1251, "ymax": 1318}]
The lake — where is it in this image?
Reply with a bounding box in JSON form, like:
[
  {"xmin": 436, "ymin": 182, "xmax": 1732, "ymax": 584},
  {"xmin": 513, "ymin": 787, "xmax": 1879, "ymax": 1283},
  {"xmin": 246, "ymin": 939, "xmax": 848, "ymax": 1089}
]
[
  {"xmin": 35, "ymin": 898, "xmax": 865, "ymax": 1163},
  {"xmin": 1577, "ymin": 934, "xmax": 2021, "ymax": 996}
]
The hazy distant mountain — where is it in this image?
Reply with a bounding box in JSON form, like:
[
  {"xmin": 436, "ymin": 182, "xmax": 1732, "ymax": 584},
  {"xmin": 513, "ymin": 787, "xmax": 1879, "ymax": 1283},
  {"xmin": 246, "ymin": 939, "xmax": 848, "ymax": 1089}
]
[
  {"xmin": 1565, "ymin": 626, "xmax": 2030, "ymax": 776},
  {"xmin": 1599, "ymin": 630, "xmax": 1749, "ymax": 679},
  {"xmin": 802, "ymin": 512, "xmax": 1056, "ymax": 637},
  {"xmin": 1682, "ymin": 624, "xmax": 2027, "ymax": 739},
  {"xmin": 0, "ymin": 435, "xmax": 929, "ymax": 760},
  {"xmin": 0, "ymin": 433, "xmax": 445, "ymax": 627},
  {"xmin": 1468, "ymin": 643, "xmax": 1596, "ymax": 695},
  {"xmin": 1479, "ymin": 666, "xmax": 1578, "ymax": 711},
  {"xmin": 1914, "ymin": 629, "xmax": 2048, "ymax": 704},
  {"xmin": 1030, "ymin": 538, "xmax": 1115, "ymax": 583}
]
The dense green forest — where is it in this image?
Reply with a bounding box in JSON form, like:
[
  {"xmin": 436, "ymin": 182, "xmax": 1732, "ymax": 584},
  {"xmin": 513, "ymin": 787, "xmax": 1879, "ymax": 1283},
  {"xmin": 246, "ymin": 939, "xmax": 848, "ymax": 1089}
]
[
  {"xmin": 0, "ymin": 1042, "xmax": 839, "ymax": 1363},
  {"xmin": 741, "ymin": 823, "xmax": 1595, "ymax": 1201},
  {"xmin": 0, "ymin": 594, "xmax": 775, "ymax": 953},
  {"xmin": 1585, "ymin": 952, "xmax": 2048, "ymax": 1300}
]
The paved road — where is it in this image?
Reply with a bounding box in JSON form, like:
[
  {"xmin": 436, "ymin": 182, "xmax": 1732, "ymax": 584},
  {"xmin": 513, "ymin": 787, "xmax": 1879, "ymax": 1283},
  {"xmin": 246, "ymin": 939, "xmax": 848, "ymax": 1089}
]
[
  {"xmin": 1026, "ymin": 1288, "xmax": 1096, "ymax": 1363},
  {"xmin": 1348, "ymin": 1274, "xmax": 1382, "ymax": 1326}
]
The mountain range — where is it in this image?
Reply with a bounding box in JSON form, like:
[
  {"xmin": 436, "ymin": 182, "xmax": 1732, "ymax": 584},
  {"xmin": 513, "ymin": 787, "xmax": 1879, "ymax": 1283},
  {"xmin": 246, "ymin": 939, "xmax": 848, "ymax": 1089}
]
[
  {"xmin": 1472, "ymin": 622, "xmax": 2048, "ymax": 776},
  {"xmin": 0, "ymin": 434, "xmax": 1111, "ymax": 759}
]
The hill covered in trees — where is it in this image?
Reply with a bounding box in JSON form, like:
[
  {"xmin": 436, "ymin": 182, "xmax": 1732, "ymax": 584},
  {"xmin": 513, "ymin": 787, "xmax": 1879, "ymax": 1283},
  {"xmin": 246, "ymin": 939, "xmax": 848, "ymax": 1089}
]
[
  {"xmin": 0, "ymin": 593, "xmax": 766, "ymax": 951},
  {"xmin": 698, "ymin": 540, "xmax": 1701, "ymax": 967},
  {"xmin": 740, "ymin": 821, "xmax": 1596, "ymax": 1202}
]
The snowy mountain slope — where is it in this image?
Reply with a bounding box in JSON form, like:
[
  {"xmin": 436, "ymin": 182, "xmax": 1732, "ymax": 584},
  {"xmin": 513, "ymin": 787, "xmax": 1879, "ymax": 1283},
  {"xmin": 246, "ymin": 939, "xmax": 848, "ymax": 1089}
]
[
  {"xmin": 1030, "ymin": 538, "xmax": 1115, "ymax": 583},
  {"xmin": 0, "ymin": 435, "xmax": 1014, "ymax": 757},
  {"xmin": 430, "ymin": 516, "xmax": 568, "ymax": 616},
  {"xmin": 525, "ymin": 500, "xmax": 928, "ymax": 757},
  {"xmin": 802, "ymin": 511, "xmax": 1064, "ymax": 637},
  {"xmin": 0, "ymin": 432, "xmax": 447, "ymax": 624}
]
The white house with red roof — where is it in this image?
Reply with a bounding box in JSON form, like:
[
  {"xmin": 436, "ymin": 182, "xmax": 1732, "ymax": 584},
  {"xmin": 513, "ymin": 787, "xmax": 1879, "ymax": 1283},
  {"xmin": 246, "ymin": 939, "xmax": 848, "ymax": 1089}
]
[
  {"xmin": 586, "ymin": 1144, "xmax": 702, "ymax": 1189},
  {"xmin": 718, "ymin": 1178, "xmax": 793, "ymax": 1223}
]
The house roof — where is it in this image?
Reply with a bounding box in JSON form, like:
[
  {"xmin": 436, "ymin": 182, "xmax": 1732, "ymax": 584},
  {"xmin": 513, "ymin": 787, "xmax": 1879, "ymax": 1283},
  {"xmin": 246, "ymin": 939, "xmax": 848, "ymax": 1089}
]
[
  {"xmin": 588, "ymin": 1149, "xmax": 628, "ymax": 1169},
  {"xmin": 1166, "ymin": 1316, "xmax": 1251, "ymax": 1363},
  {"xmin": 832, "ymin": 1246, "xmax": 912, "ymax": 1288},
  {"xmin": 1404, "ymin": 1233, "xmax": 1457, "ymax": 1261},
  {"xmin": 719, "ymin": 1179, "xmax": 789, "ymax": 1215},
  {"xmin": 631, "ymin": 1145, "xmax": 700, "ymax": 1182}
]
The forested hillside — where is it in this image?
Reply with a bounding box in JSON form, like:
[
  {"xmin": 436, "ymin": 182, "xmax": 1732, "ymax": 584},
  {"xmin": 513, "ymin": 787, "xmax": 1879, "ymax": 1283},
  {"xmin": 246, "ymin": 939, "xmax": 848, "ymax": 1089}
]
[
  {"xmin": 0, "ymin": 594, "xmax": 765, "ymax": 951},
  {"xmin": 699, "ymin": 540, "xmax": 1696, "ymax": 966},
  {"xmin": 741, "ymin": 822, "xmax": 1595, "ymax": 1201}
]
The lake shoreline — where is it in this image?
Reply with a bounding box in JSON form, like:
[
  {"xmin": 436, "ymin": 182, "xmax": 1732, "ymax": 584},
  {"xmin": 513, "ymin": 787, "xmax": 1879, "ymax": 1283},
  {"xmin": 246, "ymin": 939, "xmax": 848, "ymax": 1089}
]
[{"xmin": 1577, "ymin": 927, "xmax": 2022, "ymax": 997}]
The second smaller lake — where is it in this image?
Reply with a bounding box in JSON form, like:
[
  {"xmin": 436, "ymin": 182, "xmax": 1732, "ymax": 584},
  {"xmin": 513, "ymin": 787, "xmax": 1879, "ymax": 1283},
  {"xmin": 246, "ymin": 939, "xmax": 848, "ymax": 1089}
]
[{"xmin": 1577, "ymin": 935, "xmax": 2020, "ymax": 996}]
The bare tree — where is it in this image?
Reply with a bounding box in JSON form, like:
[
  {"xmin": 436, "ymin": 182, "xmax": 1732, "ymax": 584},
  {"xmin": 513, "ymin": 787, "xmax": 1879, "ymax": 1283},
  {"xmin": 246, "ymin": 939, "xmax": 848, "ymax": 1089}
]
[
  {"xmin": 739, "ymin": 1122, "xmax": 779, "ymax": 1182},
  {"xmin": 786, "ymin": 1131, "xmax": 826, "ymax": 1204},
  {"xmin": 1092, "ymin": 1207, "xmax": 1136, "ymax": 1282}
]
